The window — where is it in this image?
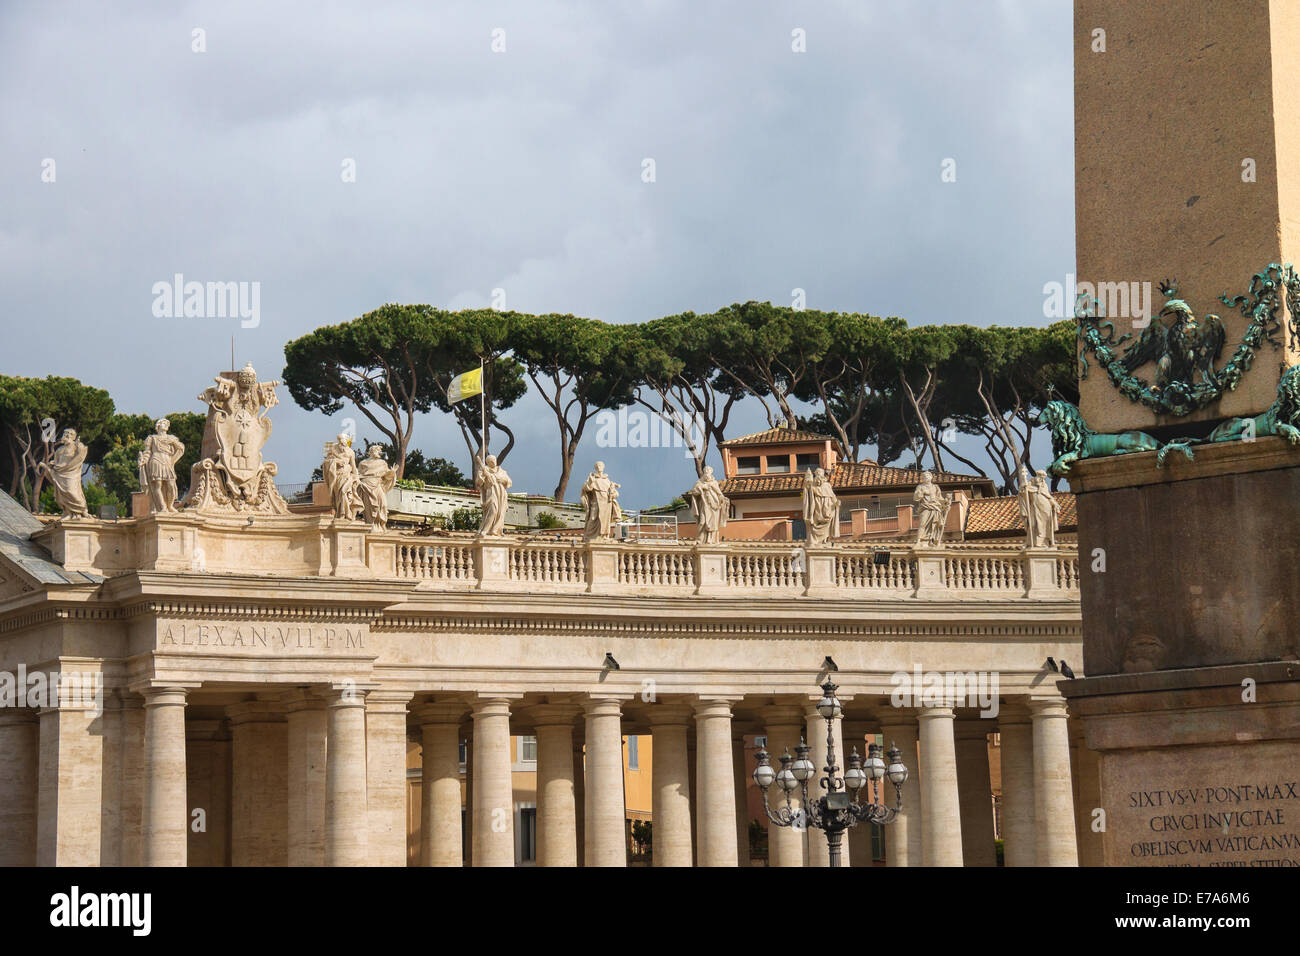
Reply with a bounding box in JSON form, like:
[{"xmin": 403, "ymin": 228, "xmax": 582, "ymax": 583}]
[
  {"xmin": 754, "ymin": 735, "xmax": 767, "ymax": 749},
  {"xmin": 796, "ymin": 453, "xmax": 820, "ymax": 471},
  {"xmin": 736, "ymin": 455, "xmax": 761, "ymax": 475},
  {"xmin": 765, "ymin": 454, "xmax": 791, "ymax": 473},
  {"xmin": 627, "ymin": 735, "xmax": 639, "ymax": 770},
  {"xmin": 871, "ymin": 822, "xmax": 886, "ymax": 862},
  {"xmin": 519, "ymin": 735, "xmax": 537, "ymax": 762},
  {"xmin": 458, "ymin": 739, "xmax": 467, "ymax": 765},
  {"xmin": 519, "ymin": 808, "xmax": 537, "ymax": 862}
]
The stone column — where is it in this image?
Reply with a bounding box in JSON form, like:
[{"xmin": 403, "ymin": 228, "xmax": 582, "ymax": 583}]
[
  {"xmin": 418, "ymin": 703, "xmax": 466, "ymax": 867},
  {"xmin": 694, "ymin": 699, "xmax": 739, "ymax": 867},
  {"xmin": 804, "ymin": 703, "xmax": 849, "ymax": 867},
  {"xmin": 228, "ymin": 700, "xmax": 288, "ymax": 866},
  {"xmin": 118, "ymin": 695, "xmax": 146, "ymax": 867},
  {"xmin": 366, "ymin": 690, "xmax": 412, "ymax": 866},
  {"xmin": 918, "ymin": 706, "xmax": 963, "ymax": 866},
  {"xmin": 285, "ymin": 691, "xmax": 328, "ymax": 866},
  {"xmin": 954, "ymin": 720, "xmax": 996, "ymax": 867},
  {"xmin": 36, "ymin": 699, "xmax": 105, "ymax": 866},
  {"xmin": 533, "ymin": 704, "xmax": 579, "ymax": 867},
  {"xmin": 583, "ymin": 696, "xmax": 626, "ymax": 867},
  {"xmin": 572, "ymin": 738, "xmax": 585, "ymax": 866},
  {"xmin": 649, "ymin": 704, "xmax": 693, "ymax": 867},
  {"xmin": 470, "ymin": 696, "xmax": 516, "ymax": 867},
  {"xmin": 843, "ymin": 726, "xmax": 871, "ymax": 867},
  {"xmin": 324, "ymin": 687, "xmax": 369, "ymax": 866},
  {"xmin": 141, "ymin": 686, "xmax": 189, "ymax": 867},
  {"xmin": 998, "ymin": 708, "xmax": 1037, "ymax": 867},
  {"xmin": 763, "ymin": 704, "xmax": 807, "ymax": 868},
  {"xmin": 185, "ymin": 718, "xmax": 231, "ymax": 868},
  {"xmin": 1030, "ymin": 697, "xmax": 1079, "ymax": 866},
  {"xmin": 1073, "ymin": 718, "xmax": 1103, "ymax": 867},
  {"xmin": 879, "ymin": 717, "xmax": 922, "ymax": 867},
  {"xmin": 686, "ymin": 735, "xmax": 698, "ymax": 866},
  {"xmin": 0, "ymin": 711, "xmax": 39, "ymax": 866},
  {"xmin": 732, "ymin": 730, "xmax": 751, "ymax": 865},
  {"xmin": 462, "ymin": 733, "xmax": 473, "ymax": 862}
]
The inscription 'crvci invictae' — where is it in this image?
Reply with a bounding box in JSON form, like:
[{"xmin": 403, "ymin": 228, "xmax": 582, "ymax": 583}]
[{"xmin": 158, "ymin": 622, "xmax": 365, "ymax": 652}]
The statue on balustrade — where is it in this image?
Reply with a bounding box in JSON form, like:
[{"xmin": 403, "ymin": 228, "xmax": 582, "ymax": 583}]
[
  {"xmin": 913, "ymin": 471, "xmax": 951, "ymax": 548},
  {"xmin": 685, "ymin": 465, "xmax": 728, "ymax": 544},
  {"xmin": 182, "ymin": 363, "xmax": 289, "ymax": 514},
  {"xmin": 582, "ymin": 460, "xmax": 621, "ymax": 540},
  {"xmin": 1029, "ymin": 470, "xmax": 1060, "ymax": 548},
  {"xmin": 1015, "ymin": 465, "xmax": 1037, "ymax": 545},
  {"xmin": 357, "ymin": 444, "xmax": 397, "ymax": 530},
  {"xmin": 801, "ymin": 467, "xmax": 839, "ymax": 545},
  {"xmin": 38, "ymin": 428, "xmax": 89, "ymax": 518},
  {"xmin": 475, "ymin": 452, "xmax": 511, "ymax": 536},
  {"xmin": 137, "ymin": 418, "xmax": 185, "ymax": 513},
  {"xmin": 322, "ymin": 434, "xmax": 362, "ymax": 519}
]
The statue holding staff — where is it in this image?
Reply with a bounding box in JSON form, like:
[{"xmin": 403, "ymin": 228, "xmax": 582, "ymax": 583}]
[
  {"xmin": 685, "ymin": 465, "xmax": 729, "ymax": 544},
  {"xmin": 475, "ymin": 453, "xmax": 512, "ymax": 536}
]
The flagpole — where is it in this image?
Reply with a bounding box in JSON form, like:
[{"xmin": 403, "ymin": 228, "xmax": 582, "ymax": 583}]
[{"xmin": 479, "ymin": 357, "xmax": 487, "ymax": 459}]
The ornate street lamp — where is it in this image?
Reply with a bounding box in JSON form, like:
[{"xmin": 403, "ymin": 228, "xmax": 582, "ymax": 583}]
[{"xmin": 752, "ymin": 680, "xmax": 907, "ymax": 867}]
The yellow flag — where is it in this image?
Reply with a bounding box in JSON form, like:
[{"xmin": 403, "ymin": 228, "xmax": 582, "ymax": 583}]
[{"xmin": 447, "ymin": 367, "xmax": 483, "ymax": 404}]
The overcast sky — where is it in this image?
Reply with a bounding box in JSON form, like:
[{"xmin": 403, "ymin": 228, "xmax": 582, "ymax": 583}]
[{"xmin": 0, "ymin": 0, "xmax": 1073, "ymax": 507}]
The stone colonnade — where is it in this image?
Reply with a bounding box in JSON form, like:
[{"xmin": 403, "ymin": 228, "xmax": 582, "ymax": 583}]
[{"xmin": 0, "ymin": 687, "xmax": 1081, "ymax": 867}]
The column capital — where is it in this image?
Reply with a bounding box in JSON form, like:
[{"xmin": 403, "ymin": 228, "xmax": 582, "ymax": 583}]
[
  {"xmin": 583, "ymin": 695, "xmax": 627, "ymax": 718},
  {"xmin": 365, "ymin": 690, "xmax": 413, "ymax": 715},
  {"xmin": 692, "ymin": 697, "xmax": 738, "ymax": 719},
  {"xmin": 415, "ymin": 701, "xmax": 469, "ymax": 725},
  {"xmin": 997, "ymin": 700, "xmax": 1034, "ymax": 725},
  {"xmin": 647, "ymin": 701, "xmax": 694, "ymax": 727},
  {"xmin": 128, "ymin": 680, "xmax": 198, "ymax": 699},
  {"xmin": 470, "ymin": 696, "xmax": 515, "ymax": 719},
  {"xmin": 1027, "ymin": 696, "xmax": 1070, "ymax": 719},
  {"xmin": 0, "ymin": 709, "xmax": 39, "ymax": 727},
  {"xmin": 530, "ymin": 703, "xmax": 581, "ymax": 727},
  {"xmin": 879, "ymin": 715, "xmax": 920, "ymax": 733},
  {"xmin": 916, "ymin": 705, "xmax": 956, "ymax": 721},
  {"xmin": 281, "ymin": 688, "xmax": 327, "ymax": 713},
  {"xmin": 763, "ymin": 702, "xmax": 808, "ymax": 727},
  {"xmin": 321, "ymin": 685, "xmax": 371, "ymax": 709}
]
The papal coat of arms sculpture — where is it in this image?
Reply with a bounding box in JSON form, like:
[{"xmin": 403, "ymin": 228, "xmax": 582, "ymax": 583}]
[{"xmin": 181, "ymin": 363, "xmax": 290, "ymax": 514}]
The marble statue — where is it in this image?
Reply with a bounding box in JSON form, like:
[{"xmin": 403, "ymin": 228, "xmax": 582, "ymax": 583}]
[
  {"xmin": 137, "ymin": 418, "xmax": 186, "ymax": 513},
  {"xmin": 1015, "ymin": 465, "xmax": 1037, "ymax": 545},
  {"xmin": 913, "ymin": 471, "xmax": 951, "ymax": 547},
  {"xmin": 582, "ymin": 461, "xmax": 621, "ymax": 540},
  {"xmin": 38, "ymin": 429, "xmax": 88, "ymax": 518},
  {"xmin": 801, "ymin": 467, "xmax": 839, "ymax": 545},
  {"xmin": 322, "ymin": 434, "xmax": 362, "ymax": 519},
  {"xmin": 182, "ymin": 363, "xmax": 288, "ymax": 514},
  {"xmin": 685, "ymin": 465, "xmax": 728, "ymax": 544},
  {"xmin": 357, "ymin": 445, "xmax": 397, "ymax": 529},
  {"xmin": 475, "ymin": 453, "xmax": 511, "ymax": 536},
  {"xmin": 1029, "ymin": 470, "xmax": 1060, "ymax": 548}
]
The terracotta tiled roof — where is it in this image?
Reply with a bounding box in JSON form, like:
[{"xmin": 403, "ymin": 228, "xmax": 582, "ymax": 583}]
[
  {"xmin": 720, "ymin": 461, "xmax": 992, "ymax": 496},
  {"xmin": 964, "ymin": 492, "xmax": 1077, "ymax": 538},
  {"xmin": 719, "ymin": 426, "xmax": 834, "ymax": 447}
]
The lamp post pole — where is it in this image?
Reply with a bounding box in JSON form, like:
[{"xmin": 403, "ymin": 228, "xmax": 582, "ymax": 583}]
[{"xmin": 752, "ymin": 680, "xmax": 908, "ymax": 867}]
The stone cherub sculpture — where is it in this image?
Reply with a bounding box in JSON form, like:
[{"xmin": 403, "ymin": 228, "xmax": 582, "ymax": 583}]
[
  {"xmin": 356, "ymin": 444, "xmax": 397, "ymax": 529},
  {"xmin": 912, "ymin": 470, "xmax": 951, "ymax": 547},
  {"xmin": 801, "ymin": 467, "xmax": 838, "ymax": 545},
  {"xmin": 685, "ymin": 465, "xmax": 728, "ymax": 544},
  {"xmin": 321, "ymin": 433, "xmax": 362, "ymax": 519},
  {"xmin": 582, "ymin": 461, "xmax": 621, "ymax": 540},
  {"xmin": 38, "ymin": 428, "xmax": 89, "ymax": 518},
  {"xmin": 137, "ymin": 418, "xmax": 186, "ymax": 513},
  {"xmin": 475, "ymin": 452, "xmax": 512, "ymax": 536}
]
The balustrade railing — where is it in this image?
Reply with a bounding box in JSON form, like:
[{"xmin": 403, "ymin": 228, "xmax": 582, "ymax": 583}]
[{"xmin": 381, "ymin": 536, "xmax": 1079, "ymax": 600}]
